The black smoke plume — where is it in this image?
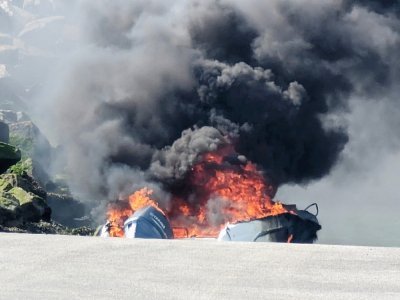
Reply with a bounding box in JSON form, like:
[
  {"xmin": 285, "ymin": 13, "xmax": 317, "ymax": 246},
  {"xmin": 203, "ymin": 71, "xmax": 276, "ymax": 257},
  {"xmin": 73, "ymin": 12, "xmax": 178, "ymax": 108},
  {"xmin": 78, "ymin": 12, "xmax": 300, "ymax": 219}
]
[{"xmin": 28, "ymin": 0, "xmax": 400, "ymax": 214}]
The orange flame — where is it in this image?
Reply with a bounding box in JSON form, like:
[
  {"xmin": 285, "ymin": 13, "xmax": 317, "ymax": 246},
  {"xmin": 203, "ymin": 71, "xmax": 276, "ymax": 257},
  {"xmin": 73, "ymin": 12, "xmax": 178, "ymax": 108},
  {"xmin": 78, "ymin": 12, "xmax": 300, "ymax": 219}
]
[
  {"xmin": 106, "ymin": 146, "xmax": 294, "ymax": 238},
  {"xmin": 128, "ymin": 187, "xmax": 159, "ymax": 211},
  {"xmin": 107, "ymin": 188, "xmax": 160, "ymax": 237},
  {"xmin": 168, "ymin": 146, "xmax": 290, "ymax": 237}
]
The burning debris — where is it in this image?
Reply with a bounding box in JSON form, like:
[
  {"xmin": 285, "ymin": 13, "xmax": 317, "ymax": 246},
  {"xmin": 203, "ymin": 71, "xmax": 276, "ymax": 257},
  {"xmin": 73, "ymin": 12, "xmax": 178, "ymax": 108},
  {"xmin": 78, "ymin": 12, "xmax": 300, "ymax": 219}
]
[
  {"xmin": 100, "ymin": 203, "xmax": 320, "ymax": 243},
  {"xmin": 218, "ymin": 204, "xmax": 321, "ymax": 243},
  {"xmin": 2, "ymin": 1, "xmax": 400, "ymax": 244},
  {"xmin": 98, "ymin": 145, "xmax": 321, "ymax": 242},
  {"xmin": 11, "ymin": 0, "xmax": 398, "ymax": 243},
  {"xmin": 106, "ymin": 187, "xmax": 159, "ymax": 237}
]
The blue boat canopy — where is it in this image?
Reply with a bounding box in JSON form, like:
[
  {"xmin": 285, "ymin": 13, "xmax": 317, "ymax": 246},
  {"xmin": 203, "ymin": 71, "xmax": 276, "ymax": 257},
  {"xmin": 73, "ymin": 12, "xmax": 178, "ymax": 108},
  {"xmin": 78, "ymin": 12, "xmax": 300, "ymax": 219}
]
[{"xmin": 124, "ymin": 206, "xmax": 174, "ymax": 239}]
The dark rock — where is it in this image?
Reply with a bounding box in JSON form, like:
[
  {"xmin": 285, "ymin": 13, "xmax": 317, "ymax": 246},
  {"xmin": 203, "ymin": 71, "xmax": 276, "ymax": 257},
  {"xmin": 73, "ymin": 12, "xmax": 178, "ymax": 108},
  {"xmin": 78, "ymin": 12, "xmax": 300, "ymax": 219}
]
[
  {"xmin": 0, "ymin": 193, "xmax": 20, "ymax": 226},
  {"xmin": 1, "ymin": 111, "xmax": 53, "ymax": 185},
  {"xmin": 9, "ymin": 120, "xmax": 52, "ymax": 162},
  {"xmin": 0, "ymin": 142, "xmax": 21, "ymax": 173},
  {"xmin": 0, "ymin": 121, "xmax": 9, "ymax": 143},
  {"xmin": 9, "ymin": 187, "xmax": 50, "ymax": 222},
  {"xmin": 0, "ymin": 173, "xmax": 51, "ymax": 225},
  {"xmin": 9, "ymin": 158, "xmax": 50, "ymax": 188},
  {"xmin": 0, "ymin": 221, "xmax": 95, "ymax": 236},
  {"xmin": 1, "ymin": 173, "xmax": 47, "ymax": 199},
  {"xmin": 70, "ymin": 226, "xmax": 96, "ymax": 236},
  {"xmin": 46, "ymin": 193, "xmax": 90, "ymax": 228}
]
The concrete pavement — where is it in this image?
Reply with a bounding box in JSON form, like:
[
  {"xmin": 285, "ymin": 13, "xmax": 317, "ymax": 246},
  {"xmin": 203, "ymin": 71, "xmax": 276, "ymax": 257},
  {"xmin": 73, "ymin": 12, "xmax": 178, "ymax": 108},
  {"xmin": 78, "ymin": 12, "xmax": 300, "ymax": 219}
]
[{"xmin": 0, "ymin": 233, "xmax": 399, "ymax": 299}]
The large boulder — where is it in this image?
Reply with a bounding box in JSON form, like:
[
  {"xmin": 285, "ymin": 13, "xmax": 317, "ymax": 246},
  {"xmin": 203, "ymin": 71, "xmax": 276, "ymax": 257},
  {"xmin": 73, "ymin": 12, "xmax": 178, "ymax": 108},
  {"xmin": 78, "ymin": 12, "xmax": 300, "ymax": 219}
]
[
  {"xmin": 9, "ymin": 120, "xmax": 52, "ymax": 162},
  {"xmin": 9, "ymin": 157, "xmax": 50, "ymax": 189},
  {"xmin": 0, "ymin": 173, "xmax": 50, "ymax": 226},
  {"xmin": 0, "ymin": 110, "xmax": 52, "ymax": 185},
  {"xmin": 0, "ymin": 192, "xmax": 20, "ymax": 226},
  {"xmin": 9, "ymin": 186, "xmax": 50, "ymax": 222},
  {"xmin": 0, "ymin": 173, "xmax": 46, "ymax": 198},
  {"xmin": 0, "ymin": 142, "xmax": 21, "ymax": 173},
  {"xmin": 0, "ymin": 110, "xmax": 51, "ymax": 155},
  {"xmin": 46, "ymin": 193, "xmax": 90, "ymax": 228},
  {"xmin": 0, "ymin": 172, "xmax": 94, "ymax": 235}
]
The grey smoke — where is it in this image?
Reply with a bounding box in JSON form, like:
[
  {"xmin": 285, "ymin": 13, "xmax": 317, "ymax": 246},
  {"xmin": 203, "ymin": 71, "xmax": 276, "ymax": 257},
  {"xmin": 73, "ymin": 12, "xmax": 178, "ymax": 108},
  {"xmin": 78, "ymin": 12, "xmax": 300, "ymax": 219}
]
[
  {"xmin": 2, "ymin": 0, "xmax": 400, "ymax": 245},
  {"xmin": 150, "ymin": 126, "xmax": 227, "ymax": 184},
  {"xmin": 36, "ymin": 0, "xmax": 400, "ymax": 200}
]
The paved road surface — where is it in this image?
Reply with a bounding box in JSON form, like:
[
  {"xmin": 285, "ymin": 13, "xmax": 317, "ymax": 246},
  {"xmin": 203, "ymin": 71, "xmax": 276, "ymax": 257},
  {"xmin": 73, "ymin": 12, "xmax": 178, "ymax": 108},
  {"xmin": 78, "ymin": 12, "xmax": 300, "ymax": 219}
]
[{"xmin": 0, "ymin": 233, "xmax": 399, "ymax": 299}]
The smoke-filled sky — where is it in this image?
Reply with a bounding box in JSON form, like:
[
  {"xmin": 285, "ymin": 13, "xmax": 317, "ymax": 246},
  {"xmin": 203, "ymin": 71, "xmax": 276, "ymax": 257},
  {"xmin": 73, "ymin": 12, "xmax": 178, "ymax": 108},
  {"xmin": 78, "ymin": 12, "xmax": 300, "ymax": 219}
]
[{"xmin": 1, "ymin": 0, "xmax": 400, "ymax": 246}]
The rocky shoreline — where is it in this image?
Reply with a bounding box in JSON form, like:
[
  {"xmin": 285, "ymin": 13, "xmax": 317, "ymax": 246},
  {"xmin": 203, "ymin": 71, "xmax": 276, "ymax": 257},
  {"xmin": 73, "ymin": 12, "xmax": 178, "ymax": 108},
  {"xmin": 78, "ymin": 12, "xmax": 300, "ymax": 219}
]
[{"xmin": 0, "ymin": 111, "xmax": 95, "ymax": 236}]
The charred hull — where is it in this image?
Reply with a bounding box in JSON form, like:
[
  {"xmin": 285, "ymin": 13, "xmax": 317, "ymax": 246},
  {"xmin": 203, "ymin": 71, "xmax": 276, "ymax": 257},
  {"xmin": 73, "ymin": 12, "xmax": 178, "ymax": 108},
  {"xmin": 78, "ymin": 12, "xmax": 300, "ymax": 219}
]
[{"xmin": 218, "ymin": 207, "xmax": 321, "ymax": 243}]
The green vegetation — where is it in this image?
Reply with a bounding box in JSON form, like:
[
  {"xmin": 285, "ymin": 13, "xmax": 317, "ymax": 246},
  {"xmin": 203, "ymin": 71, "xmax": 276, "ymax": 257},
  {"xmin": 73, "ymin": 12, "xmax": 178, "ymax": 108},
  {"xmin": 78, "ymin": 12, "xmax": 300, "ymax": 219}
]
[
  {"xmin": 9, "ymin": 159, "xmax": 32, "ymax": 176},
  {"xmin": 8, "ymin": 187, "xmax": 38, "ymax": 206},
  {"xmin": 0, "ymin": 174, "xmax": 15, "ymax": 191}
]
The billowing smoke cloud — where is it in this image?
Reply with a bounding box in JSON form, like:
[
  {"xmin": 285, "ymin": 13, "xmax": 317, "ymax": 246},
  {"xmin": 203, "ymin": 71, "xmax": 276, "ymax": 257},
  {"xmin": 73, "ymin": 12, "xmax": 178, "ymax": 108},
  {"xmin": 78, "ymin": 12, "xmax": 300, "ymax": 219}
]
[
  {"xmin": 344, "ymin": 0, "xmax": 400, "ymax": 16},
  {"xmin": 3, "ymin": 0, "xmax": 400, "ymax": 221}
]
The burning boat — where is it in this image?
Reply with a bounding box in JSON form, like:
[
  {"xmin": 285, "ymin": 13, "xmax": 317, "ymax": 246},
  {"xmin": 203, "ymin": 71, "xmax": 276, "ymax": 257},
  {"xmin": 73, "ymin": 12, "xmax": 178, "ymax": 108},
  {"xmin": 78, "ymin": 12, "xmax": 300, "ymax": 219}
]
[
  {"xmin": 97, "ymin": 145, "xmax": 321, "ymax": 242},
  {"xmin": 124, "ymin": 206, "xmax": 174, "ymax": 239},
  {"xmin": 218, "ymin": 204, "xmax": 320, "ymax": 243},
  {"xmin": 99, "ymin": 203, "xmax": 320, "ymax": 243}
]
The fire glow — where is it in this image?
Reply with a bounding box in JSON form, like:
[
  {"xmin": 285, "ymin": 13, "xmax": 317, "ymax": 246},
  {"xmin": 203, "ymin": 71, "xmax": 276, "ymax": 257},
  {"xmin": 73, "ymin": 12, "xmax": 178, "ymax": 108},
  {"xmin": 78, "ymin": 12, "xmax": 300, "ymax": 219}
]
[{"xmin": 106, "ymin": 146, "xmax": 294, "ymax": 238}]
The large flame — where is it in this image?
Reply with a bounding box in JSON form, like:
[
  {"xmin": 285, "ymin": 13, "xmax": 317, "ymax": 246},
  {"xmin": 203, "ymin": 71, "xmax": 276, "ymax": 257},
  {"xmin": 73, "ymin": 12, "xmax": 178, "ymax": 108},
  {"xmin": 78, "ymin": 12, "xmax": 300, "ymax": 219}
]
[
  {"xmin": 106, "ymin": 187, "xmax": 160, "ymax": 237},
  {"xmin": 168, "ymin": 146, "xmax": 290, "ymax": 237},
  {"xmin": 106, "ymin": 146, "xmax": 293, "ymax": 238}
]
